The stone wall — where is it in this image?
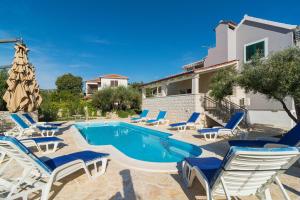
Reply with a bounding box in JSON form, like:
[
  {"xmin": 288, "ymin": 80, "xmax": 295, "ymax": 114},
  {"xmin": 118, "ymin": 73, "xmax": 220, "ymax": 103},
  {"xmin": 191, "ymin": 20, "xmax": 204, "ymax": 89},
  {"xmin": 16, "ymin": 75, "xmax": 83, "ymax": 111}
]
[{"xmin": 142, "ymin": 94, "xmax": 204, "ymax": 123}]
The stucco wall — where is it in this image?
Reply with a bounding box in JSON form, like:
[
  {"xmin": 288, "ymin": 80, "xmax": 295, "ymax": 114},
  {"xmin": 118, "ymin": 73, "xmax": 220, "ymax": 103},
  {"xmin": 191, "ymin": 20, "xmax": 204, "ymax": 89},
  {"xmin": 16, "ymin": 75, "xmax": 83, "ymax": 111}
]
[
  {"xmin": 236, "ymin": 21, "xmax": 294, "ymax": 65},
  {"xmin": 247, "ymin": 110, "xmax": 296, "ymax": 129},
  {"xmin": 142, "ymin": 94, "xmax": 204, "ymax": 123},
  {"xmin": 99, "ymin": 78, "xmax": 128, "ymax": 89}
]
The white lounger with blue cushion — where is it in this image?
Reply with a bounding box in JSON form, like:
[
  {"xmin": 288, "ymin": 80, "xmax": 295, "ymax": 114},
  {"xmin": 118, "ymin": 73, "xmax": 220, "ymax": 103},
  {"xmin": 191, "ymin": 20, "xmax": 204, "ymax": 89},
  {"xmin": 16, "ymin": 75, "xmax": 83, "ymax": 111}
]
[
  {"xmin": 131, "ymin": 109, "xmax": 149, "ymax": 123},
  {"xmin": 182, "ymin": 146, "xmax": 300, "ymax": 200},
  {"xmin": 22, "ymin": 113, "xmax": 64, "ymax": 127},
  {"xmin": 0, "ymin": 136, "xmax": 108, "ymax": 200},
  {"xmin": 10, "ymin": 113, "xmax": 59, "ymax": 137},
  {"xmin": 229, "ymin": 123, "xmax": 300, "ymax": 148},
  {"xmin": 145, "ymin": 110, "xmax": 167, "ymax": 126},
  {"xmin": 198, "ymin": 112, "xmax": 245, "ymax": 141},
  {"xmin": 169, "ymin": 112, "xmax": 200, "ymax": 131},
  {"xmin": 1, "ymin": 131, "xmax": 63, "ymax": 154}
]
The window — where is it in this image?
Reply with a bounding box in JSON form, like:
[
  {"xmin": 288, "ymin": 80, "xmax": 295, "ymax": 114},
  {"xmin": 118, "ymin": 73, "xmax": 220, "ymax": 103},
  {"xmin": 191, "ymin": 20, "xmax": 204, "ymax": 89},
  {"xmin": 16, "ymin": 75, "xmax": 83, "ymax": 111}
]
[
  {"xmin": 110, "ymin": 80, "xmax": 118, "ymax": 87},
  {"xmin": 244, "ymin": 38, "xmax": 268, "ymax": 62}
]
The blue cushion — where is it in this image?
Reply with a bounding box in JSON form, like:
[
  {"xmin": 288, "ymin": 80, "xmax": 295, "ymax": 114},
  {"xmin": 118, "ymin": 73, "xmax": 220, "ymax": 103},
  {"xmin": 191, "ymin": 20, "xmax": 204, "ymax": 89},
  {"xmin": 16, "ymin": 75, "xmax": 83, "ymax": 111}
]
[
  {"xmin": 45, "ymin": 122, "xmax": 63, "ymax": 126},
  {"xmin": 278, "ymin": 123, "xmax": 300, "ymax": 146},
  {"xmin": 139, "ymin": 110, "xmax": 149, "ymax": 118},
  {"xmin": 22, "ymin": 113, "xmax": 37, "ymax": 125},
  {"xmin": 169, "ymin": 122, "xmax": 187, "ymax": 127},
  {"xmin": 44, "ymin": 151, "xmax": 109, "ymax": 171},
  {"xmin": 225, "ymin": 112, "xmax": 245, "ymax": 129},
  {"xmin": 187, "ymin": 112, "xmax": 200, "ymax": 123},
  {"xmin": 156, "ymin": 111, "xmax": 167, "ymax": 120},
  {"xmin": 146, "ymin": 119, "xmax": 157, "ymax": 123},
  {"xmin": 37, "ymin": 126, "xmax": 59, "ymax": 131},
  {"xmin": 198, "ymin": 128, "xmax": 222, "ymax": 134},
  {"xmin": 11, "ymin": 114, "xmax": 30, "ymax": 129},
  {"xmin": 21, "ymin": 136, "xmax": 63, "ymax": 144},
  {"xmin": 185, "ymin": 157, "xmax": 222, "ymax": 185}
]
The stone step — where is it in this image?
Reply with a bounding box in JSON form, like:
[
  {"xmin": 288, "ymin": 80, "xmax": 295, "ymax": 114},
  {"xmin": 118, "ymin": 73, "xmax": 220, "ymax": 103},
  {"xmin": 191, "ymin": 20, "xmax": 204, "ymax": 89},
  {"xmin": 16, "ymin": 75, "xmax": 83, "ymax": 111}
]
[{"xmin": 204, "ymin": 111, "xmax": 226, "ymax": 126}]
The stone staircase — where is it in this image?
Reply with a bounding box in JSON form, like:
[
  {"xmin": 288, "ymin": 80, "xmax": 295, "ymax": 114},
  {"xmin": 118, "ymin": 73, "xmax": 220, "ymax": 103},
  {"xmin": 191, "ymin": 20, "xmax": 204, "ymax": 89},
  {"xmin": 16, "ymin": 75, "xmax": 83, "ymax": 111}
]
[{"xmin": 203, "ymin": 96, "xmax": 248, "ymax": 128}]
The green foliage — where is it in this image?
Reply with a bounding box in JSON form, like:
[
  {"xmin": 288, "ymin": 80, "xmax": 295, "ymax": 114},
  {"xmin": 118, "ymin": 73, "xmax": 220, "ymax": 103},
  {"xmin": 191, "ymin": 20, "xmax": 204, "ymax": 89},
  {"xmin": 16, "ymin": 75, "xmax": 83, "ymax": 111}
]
[
  {"xmin": 209, "ymin": 68, "xmax": 237, "ymax": 101},
  {"xmin": 39, "ymin": 73, "xmax": 97, "ymax": 121},
  {"xmin": 92, "ymin": 86, "xmax": 141, "ymax": 113},
  {"xmin": 55, "ymin": 73, "xmax": 83, "ymax": 94},
  {"xmin": 117, "ymin": 110, "xmax": 129, "ymax": 118},
  {"xmin": 129, "ymin": 82, "xmax": 144, "ymax": 91},
  {"xmin": 38, "ymin": 91, "xmax": 59, "ymax": 121},
  {"xmin": 0, "ymin": 69, "xmax": 8, "ymax": 111}
]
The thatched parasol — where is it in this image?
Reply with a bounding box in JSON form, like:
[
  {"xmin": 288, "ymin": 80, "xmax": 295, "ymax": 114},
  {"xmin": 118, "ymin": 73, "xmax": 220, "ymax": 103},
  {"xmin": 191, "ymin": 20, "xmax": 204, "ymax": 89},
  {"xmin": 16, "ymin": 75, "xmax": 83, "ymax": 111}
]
[{"xmin": 3, "ymin": 43, "xmax": 42, "ymax": 112}]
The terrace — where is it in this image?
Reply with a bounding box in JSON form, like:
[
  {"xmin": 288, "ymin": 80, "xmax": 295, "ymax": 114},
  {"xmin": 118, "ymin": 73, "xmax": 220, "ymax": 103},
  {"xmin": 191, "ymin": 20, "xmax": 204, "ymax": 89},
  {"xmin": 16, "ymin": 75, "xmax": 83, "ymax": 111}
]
[{"xmin": 3, "ymin": 117, "xmax": 298, "ymax": 200}]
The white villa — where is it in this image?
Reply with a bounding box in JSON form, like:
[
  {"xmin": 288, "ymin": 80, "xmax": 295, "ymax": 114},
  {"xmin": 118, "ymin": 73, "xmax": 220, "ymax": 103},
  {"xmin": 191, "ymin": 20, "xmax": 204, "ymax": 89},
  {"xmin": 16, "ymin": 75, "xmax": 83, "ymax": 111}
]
[
  {"xmin": 85, "ymin": 74, "xmax": 128, "ymax": 96},
  {"xmin": 141, "ymin": 15, "xmax": 300, "ymax": 129}
]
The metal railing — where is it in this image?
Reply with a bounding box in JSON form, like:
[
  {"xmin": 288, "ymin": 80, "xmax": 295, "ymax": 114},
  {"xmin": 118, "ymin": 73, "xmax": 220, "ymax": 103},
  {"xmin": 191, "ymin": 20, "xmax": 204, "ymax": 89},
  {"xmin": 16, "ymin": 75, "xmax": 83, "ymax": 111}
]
[{"xmin": 203, "ymin": 95, "xmax": 248, "ymax": 128}]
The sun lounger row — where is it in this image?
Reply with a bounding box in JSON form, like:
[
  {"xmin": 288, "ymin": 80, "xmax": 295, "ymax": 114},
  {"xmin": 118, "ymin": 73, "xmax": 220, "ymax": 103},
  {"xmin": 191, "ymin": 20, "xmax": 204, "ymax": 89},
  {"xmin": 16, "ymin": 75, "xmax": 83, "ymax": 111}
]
[
  {"xmin": 0, "ymin": 114, "xmax": 109, "ymax": 199},
  {"xmin": 132, "ymin": 110, "xmax": 245, "ymax": 141}
]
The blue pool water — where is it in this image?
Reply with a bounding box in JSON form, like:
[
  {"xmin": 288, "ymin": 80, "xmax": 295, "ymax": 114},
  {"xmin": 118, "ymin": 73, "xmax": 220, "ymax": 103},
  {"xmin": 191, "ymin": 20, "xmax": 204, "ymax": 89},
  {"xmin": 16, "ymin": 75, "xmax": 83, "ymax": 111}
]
[{"xmin": 75, "ymin": 122, "xmax": 201, "ymax": 163}]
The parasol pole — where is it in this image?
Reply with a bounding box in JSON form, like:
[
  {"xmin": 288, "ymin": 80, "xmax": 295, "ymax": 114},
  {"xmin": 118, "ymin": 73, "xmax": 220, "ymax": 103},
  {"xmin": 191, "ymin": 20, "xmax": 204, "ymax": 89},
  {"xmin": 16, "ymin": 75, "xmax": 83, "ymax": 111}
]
[
  {"xmin": 0, "ymin": 38, "xmax": 24, "ymax": 69},
  {"xmin": 0, "ymin": 38, "xmax": 23, "ymax": 44}
]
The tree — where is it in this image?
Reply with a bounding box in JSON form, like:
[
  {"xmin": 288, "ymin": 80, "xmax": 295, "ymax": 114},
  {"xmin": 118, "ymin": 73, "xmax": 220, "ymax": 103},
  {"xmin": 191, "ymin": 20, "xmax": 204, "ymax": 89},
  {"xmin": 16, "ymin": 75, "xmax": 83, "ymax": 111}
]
[
  {"xmin": 0, "ymin": 69, "xmax": 8, "ymax": 111},
  {"xmin": 209, "ymin": 68, "xmax": 237, "ymax": 101},
  {"xmin": 91, "ymin": 86, "xmax": 141, "ymax": 113},
  {"xmin": 129, "ymin": 82, "xmax": 144, "ymax": 91},
  {"xmin": 239, "ymin": 48, "xmax": 300, "ymax": 123},
  {"xmin": 55, "ymin": 73, "xmax": 83, "ymax": 94}
]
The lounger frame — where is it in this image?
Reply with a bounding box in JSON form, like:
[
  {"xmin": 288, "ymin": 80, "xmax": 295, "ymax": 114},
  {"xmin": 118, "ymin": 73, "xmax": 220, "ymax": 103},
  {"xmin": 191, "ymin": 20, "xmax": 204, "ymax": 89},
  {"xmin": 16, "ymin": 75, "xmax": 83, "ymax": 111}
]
[
  {"xmin": 0, "ymin": 139, "xmax": 107, "ymax": 200},
  {"xmin": 182, "ymin": 148, "xmax": 300, "ymax": 200}
]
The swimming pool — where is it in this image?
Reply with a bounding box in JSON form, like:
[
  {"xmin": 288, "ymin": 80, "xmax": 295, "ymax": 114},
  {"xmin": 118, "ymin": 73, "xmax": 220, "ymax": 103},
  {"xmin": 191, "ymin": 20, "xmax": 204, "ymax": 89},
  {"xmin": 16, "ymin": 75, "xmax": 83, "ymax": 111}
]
[{"xmin": 75, "ymin": 122, "xmax": 201, "ymax": 163}]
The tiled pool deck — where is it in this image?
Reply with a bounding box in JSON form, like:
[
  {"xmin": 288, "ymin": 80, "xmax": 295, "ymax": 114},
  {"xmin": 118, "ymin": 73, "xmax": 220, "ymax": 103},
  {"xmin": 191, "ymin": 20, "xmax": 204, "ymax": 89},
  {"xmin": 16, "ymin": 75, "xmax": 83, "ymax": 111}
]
[{"xmin": 15, "ymin": 119, "xmax": 300, "ymax": 199}]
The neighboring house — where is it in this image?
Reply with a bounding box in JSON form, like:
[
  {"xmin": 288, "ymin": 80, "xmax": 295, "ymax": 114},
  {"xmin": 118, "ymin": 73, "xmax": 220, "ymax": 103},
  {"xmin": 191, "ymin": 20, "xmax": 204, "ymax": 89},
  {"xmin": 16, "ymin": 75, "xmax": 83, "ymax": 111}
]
[
  {"xmin": 85, "ymin": 74, "xmax": 128, "ymax": 96},
  {"xmin": 141, "ymin": 15, "xmax": 300, "ymax": 129}
]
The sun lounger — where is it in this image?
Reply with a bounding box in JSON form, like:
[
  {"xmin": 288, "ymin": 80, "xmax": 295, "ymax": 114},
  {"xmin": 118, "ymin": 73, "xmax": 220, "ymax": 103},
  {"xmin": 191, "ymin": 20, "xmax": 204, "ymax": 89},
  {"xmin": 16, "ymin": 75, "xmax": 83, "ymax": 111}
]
[
  {"xmin": 169, "ymin": 112, "xmax": 200, "ymax": 131},
  {"xmin": 145, "ymin": 110, "xmax": 167, "ymax": 126},
  {"xmin": 131, "ymin": 109, "xmax": 149, "ymax": 123},
  {"xmin": 10, "ymin": 113, "xmax": 59, "ymax": 137},
  {"xmin": 197, "ymin": 112, "xmax": 245, "ymax": 141},
  {"xmin": 182, "ymin": 146, "xmax": 300, "ymax": 200},
  {"xmin": 0, "ymin": 136, "xmax": 108, "ymax": 200},
  {"xmin": 22, "ymin": 113, "xmax": 64, "ymax": 127},
  {"xmin": 229, "ymin": 123, "xmax": 300, "ymax": 148}
]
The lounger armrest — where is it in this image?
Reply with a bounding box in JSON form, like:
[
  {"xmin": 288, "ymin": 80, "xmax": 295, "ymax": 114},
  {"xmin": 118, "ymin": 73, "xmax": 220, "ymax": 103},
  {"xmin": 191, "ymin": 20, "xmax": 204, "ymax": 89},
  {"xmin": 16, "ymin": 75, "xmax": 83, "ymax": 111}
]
[{"xmin": 256, "ymin": 137, "xmax": 280, "ymax": 142}]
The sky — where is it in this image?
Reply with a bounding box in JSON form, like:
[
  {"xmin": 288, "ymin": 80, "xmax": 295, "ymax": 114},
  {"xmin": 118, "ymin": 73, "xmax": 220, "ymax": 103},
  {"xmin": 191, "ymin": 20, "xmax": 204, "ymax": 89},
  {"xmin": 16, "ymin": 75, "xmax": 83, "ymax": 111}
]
[{"xmin": 0, "ymin": 0, "xmax": 299, "ymax": 89}]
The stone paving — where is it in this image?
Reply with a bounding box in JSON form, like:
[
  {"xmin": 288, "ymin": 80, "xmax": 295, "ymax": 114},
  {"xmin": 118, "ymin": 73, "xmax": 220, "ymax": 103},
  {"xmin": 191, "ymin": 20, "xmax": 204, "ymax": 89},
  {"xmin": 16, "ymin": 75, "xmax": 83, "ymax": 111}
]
[{"xmin": 7, "ymin": 120, "xmax": 300, "ymax": 200}]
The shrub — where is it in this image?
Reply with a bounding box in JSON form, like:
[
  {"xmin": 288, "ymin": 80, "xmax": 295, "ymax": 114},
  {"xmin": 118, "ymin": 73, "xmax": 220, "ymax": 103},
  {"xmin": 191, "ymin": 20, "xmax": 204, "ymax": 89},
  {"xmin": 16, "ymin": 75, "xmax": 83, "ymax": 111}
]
[
  {"xmin": 0, "ymin": 69, "xmax": 8, "ymax": 111},
  {"xmin": 117, "ymin": 110, "xmax": 129, "ymax": 118}
]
